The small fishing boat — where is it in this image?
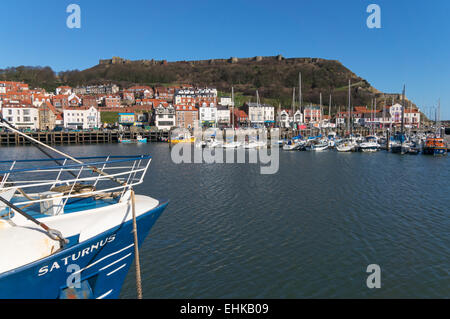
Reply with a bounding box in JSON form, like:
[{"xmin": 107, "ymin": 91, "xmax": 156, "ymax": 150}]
[{"xmin": 119, "ymin": 134, "xmax": 147, "ymax": 144}]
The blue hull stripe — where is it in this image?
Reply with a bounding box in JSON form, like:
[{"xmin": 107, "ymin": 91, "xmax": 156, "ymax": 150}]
[{"xmin": 0, "ymin": 200, "xmax": 169, "ymax": 299}]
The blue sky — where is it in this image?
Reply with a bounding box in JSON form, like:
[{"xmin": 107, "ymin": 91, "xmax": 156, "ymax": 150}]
[{"xmin": 1, "ymin": 0, "xmax": 449, "ymax": 118}]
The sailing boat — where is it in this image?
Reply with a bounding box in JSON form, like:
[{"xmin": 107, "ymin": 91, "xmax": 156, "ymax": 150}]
[
  {"xmin": 283, "ymin": 85, "xmax": 306, "ymax": 151},
  {"xmin": 359, "ymin": 98, "xmax": 380, "ymax": 152},
  {"xmin": 337, "ymin": 79, "xmax": 357, "ymax": 152},
  {"xmin": 391, "ymin": 85, "xmax": 409, "ymax": 154},
  {"xmin": 0, "ymin": 116, "xmax": 168, "ymax": 299}
]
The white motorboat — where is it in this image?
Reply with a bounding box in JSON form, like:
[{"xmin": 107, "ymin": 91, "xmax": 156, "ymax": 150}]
[
  {"xmin": 336, "ymin": 140, "xmax": 356, "ymax": 152},
  {"xmin": 282, "ymin": 139, "xmax": 305, "ymax": 151},
  {"xmin": 310, "ymin": 140, "xmax": 329, "ymax": 151},
  {"xmin": 358, "ymin": 136, "xmax": 380, "ymax": 152}
]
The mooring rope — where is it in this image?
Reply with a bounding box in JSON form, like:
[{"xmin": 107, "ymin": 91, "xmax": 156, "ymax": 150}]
[{"xmin": 130, "ymin": 189, "xmax": 143, "ymax": 299}]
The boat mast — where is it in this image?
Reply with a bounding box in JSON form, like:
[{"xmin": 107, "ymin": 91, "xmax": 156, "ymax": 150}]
[
  {"xmin": 232, "ymin": 86, "xmax": 235, "ymax": 129},
  {"xmin": 409, "ymin": 100, "xmax": 412, "ymax": 138},
  {"xmin": 348, "ymin": 79, "xmax": 351, "ymax": 136},
  {"xmin": 437, "ymin": 99, "xmax": 441, "ymax": 137},
  {"xmin": 320, "ymin": 92, "xmax": 323, "ymax": 131},
  {"xmin": 329, "ymin": 94, "xmax": 332, "ymax": 128},
  {"xmin": 278, "ymin": 102, "xmax": 281, "ymax": 128},
  {"xmin": 298, "ymin": 72, "xmax": 302, "ymax": 116},
  {"xmin": 401, "ymin": 85, "xmax": 406, "ymax": 139},
  {"xmin": 373, "ymin": 97, "xmax": 376, "ymax": 135},
  {"xmin": 292, "ymin": 87, "xmax": 296, "ymax": 126}
]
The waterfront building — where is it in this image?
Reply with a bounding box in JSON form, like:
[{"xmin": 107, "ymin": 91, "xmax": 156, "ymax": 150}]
[
  {"xmin": 278, "ymin": 110, "xmax": 292, "ymax": 128},
  {"xmin": 293, "ymin": 110, "xmax": 303, "ymax": 124},
  {"xmin": 303, "ymin": 106, "xmax": 321, "ymax": 124},
  {"xmin": 38, "ymin": 101, "xmax": 61, "ymax": 131},
  {"xmin": 63, "ymin": 106, "xmax": 101, "ymax": 130},
  {"xmin": 336, "ymin": 110, "xmax": 365, "ymax": 126},
  {"xmin": 389, "ymin": 103, "xmax": 403, "ymax": 126},
  {"xmin": 233, "ymin": 109, "xmax": 249, "ymax": 127},
  {"xmin": 405, "ymin": 108, "xmax": 421, "ymax": 128},
  {"xmin": 118, "ymin": 113, "xmax": 136, "ymax": 128},
  {"xmin": 199, "ymin": 103, "xmax": 218, "ymax": 128},
  {"xmin": 217, "ymin": 106, "xmax": 231, "ymax": 127},
  {"xmin": 389, "ymin": 103, "xmax": 421, "ymax": 128},
  {"xmin": 1, "ymin": 102, "xmax": 40, "ymax": 130},
  {"xmin": 154, "ymin": 103, "xmax": 176, "ymax": 130},
  {"xmin": 245, "ymin": 102, "xmax": 275, "ymax": 127},
  {"xmin": 175, "ymin": 104, "xmax": 199, "ymax": 129}
]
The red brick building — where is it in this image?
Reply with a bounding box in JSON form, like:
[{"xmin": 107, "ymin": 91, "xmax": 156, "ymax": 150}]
[{"xmin": 175, "ymin": 105, "xmax": 199, "ymax": 129}]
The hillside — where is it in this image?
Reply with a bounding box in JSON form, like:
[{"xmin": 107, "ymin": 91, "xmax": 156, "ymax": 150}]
[{"xmin": 1, "ymin": 55, "xmax": 411, "ymax": 111}]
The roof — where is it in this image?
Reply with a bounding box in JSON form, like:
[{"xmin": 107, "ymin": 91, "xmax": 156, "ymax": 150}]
[
  {"xmin": 175, "ymin": 105, "xmax": 198, "ymax": 111},
  {"xmin": 247, "ymin": 103, "xmax": 271, "ymax": 108},
  {"xmin": 63, "ymin": 106, "xmax": 98, "ymax": 111},
  {"xmin": 39, "ymin": 101, "xmax": 60, "ymax": 116},
  {"xmin": 1, "ymin": 103, "xmax": 36, "ymax": 108}
]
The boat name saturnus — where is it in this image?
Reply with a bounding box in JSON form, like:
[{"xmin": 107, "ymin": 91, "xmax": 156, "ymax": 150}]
[{"xmin": 37, "ymin": 234, "xmax": 116, "ymax": 276}]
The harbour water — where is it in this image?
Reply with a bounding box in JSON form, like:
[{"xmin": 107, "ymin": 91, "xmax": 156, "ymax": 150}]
[{"xmin": 2, "ymin": 144, "xmax": 448, "ymax": 298}]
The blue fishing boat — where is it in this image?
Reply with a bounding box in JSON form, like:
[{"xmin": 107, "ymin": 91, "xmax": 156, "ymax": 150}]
[
  {"xmin": 0, "ymin": 156, "xmax": 168, "ymax": 299},
  {"xmin": 0, "ymin": 118, "xmax": 167, "ymax": 299},
  {"xmin": 119, "ymin": 134, "xmax": 147, "ymax": 144}
]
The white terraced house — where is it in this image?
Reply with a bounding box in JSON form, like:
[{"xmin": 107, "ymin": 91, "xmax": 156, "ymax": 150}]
[
  {"xmin": 63, "ymin": 106, "xmax": 101, "ymax": 130},
  {"xmin": 199, "ymin": 103, "xmax": 218, "ymax": 127},
  {"xmin": 154, "ymin": 104, "xmax": 176, "ymax": 130},
  {"xmin": 246, "ymin": 103, "xmax": 275, "ymax": 127},
  {"xmin": 1, "ymin": 103, "xmax": 40, "ymax": 130}
]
